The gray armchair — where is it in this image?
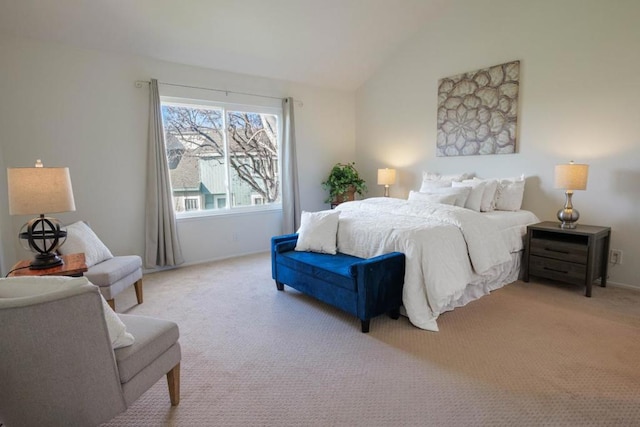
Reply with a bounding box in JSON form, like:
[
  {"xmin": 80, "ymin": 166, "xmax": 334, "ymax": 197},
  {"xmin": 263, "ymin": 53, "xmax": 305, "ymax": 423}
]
[
  {"xmin": 86, "ymin": 254, "xmax": 143, "ymax": 311},
  {"xmin": 58, "ymin": 220, "xmax": 144, "ymax": 311},
  {"xmin": 0, "ymin": 278, "xmax": 180, "ymax": 427}
]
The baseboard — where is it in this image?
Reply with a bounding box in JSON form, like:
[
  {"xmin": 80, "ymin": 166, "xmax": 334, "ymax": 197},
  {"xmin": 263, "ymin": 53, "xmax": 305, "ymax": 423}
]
[
  {"xmin": 605, "ymin": 280, "xmax": 640, "ymax": 292},
  {"xmin": 142, "ymin": 249, "xmax": 269, "ymax": 274}
]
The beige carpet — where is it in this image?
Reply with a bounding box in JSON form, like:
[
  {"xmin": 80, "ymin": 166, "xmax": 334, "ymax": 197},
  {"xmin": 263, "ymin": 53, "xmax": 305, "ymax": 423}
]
[{"xmin": 103, "ymin": 252, "xmax": 640, "ymax": 426}]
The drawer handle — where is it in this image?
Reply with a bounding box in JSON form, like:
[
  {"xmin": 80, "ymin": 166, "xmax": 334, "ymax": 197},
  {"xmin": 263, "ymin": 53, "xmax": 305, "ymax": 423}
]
[
  {"xmin": 544, "ymin": 247, "xmax": 570, "ymax": 254},
  {"xmin": 543, "ymin": 266, "xmax": 568, "ymax": 274}
]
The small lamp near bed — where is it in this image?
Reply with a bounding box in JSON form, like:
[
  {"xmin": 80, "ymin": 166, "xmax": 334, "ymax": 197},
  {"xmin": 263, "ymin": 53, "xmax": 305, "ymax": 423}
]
[
  {"xmin": 377, "ymin": 168, "xmax": 396, "ymax": 197},
  {"xmin": 554, "ymin": 161, "xmax": 589, "ymax": 229}
]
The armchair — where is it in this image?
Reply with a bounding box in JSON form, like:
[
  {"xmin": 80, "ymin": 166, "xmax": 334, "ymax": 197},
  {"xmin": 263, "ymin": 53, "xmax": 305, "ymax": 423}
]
[
  {"xmin": 0, "ymin": 277, "xmax": 180, "ymax": 427},
  {"xmin": 59, "ymin": 221, "xmax": 143, "ymax": 311}
]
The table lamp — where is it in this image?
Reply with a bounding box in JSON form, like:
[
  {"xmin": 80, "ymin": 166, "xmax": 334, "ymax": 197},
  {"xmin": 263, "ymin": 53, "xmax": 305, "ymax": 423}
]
[
  {"xmin": 7, "ymin": 160, "xmax": 76, "ymax": 269},
  {"xmin": 554, "ymin": 161, "xmax": 589, "ymax": 229},
  {"xmin": 377, "ymin": 168, "xmax": 396, "ymax": 197}
]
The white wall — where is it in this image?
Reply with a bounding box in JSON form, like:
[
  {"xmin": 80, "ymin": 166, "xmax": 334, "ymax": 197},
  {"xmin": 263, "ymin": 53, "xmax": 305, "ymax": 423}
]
[
  {"xmin": 355, "ymin": 0, "xmax": 640, "ymax": 288},
  {"xmin": 0, "ymin": 36, "xmax": 355, "ymax": 273}
]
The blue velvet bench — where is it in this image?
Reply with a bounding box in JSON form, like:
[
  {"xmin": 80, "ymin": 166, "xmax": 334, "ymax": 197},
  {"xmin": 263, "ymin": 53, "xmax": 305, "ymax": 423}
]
[{"xmin": 271, "ymin": 234, "xmax": 405, "ymax": 333}]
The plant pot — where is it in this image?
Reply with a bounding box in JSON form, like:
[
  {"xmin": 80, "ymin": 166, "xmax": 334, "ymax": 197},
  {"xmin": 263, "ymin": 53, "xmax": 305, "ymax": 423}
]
[{"xmin": 333, "ymin": 186, "xmax": 356, "ymax": 204}]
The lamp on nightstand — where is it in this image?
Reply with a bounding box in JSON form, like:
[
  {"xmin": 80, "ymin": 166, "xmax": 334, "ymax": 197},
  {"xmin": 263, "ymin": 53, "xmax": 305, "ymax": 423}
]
[
  {"xmin": 377, "ymin": 168, "xmax": 396, "ymax": 197},
  {"xmin": 7, "ymin": 160, "xmax": 76, "ymax": 269},
  {"xmin": 554, "ymin": 160, "xmax": 589, "ymax": 229}
]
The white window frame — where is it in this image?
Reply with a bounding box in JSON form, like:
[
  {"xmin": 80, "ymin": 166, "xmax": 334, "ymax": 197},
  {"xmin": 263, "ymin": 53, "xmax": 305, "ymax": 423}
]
[{"xmin": 161, "ymin": 96, "xmax": 283, "ymax": 219}]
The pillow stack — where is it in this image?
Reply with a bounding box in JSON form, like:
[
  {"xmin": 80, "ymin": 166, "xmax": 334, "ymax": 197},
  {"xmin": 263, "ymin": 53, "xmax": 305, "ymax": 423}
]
[
  {"xmin": 493, "ymin": 175, "xmax": 526, "ymax": 211},
  {"xmin": 416, "ymin": 171, "xmax": 475, "ymax": 209},
  {"xmin": 419, "ymin": 172, "xmax": 472, "ymax": 191},
  {"xmin": 412, "ymin": 171, "xmax": 526, "ymax": 212}
]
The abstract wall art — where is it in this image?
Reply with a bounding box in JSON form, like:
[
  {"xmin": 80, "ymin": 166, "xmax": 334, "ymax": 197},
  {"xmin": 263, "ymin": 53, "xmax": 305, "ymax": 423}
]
[{"xmin": 437, "ymin": 60, "xmax": 520, "ymax": 156}]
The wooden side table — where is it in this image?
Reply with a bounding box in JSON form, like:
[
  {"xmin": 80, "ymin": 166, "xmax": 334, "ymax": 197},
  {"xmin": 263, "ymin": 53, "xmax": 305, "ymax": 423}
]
[
  {"xmin": 523, "ymin": 221, "xmax": 611, "ymax": 297},
  {"xmin": 7, "ymin": 253, "xmax": 88, "ymax": 278}
]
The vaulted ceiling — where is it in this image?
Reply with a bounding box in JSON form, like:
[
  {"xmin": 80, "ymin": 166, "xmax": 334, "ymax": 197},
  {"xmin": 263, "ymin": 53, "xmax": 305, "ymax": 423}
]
[{"xmin": 0, "ymin": 0, "xmax": 446, "ymax": 91}]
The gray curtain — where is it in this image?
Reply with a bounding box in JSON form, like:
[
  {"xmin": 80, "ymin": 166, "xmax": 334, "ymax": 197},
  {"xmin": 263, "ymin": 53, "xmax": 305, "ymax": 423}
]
[
  {"xmin": 144, "ymin": 79, "xmax": 184, "ymax": 268},
  {"xmin": 282, "ymin": 97, "xmax": 301, "ymax": 234}
]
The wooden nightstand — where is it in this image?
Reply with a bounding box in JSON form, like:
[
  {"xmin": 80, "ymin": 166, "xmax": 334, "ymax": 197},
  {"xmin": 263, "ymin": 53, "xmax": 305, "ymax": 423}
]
[
  {"xmin": 523, "ymin": 221, "xmax": 611, "ymax": 297},
  {"xmin": 7, "ymin": 253, "xmax": 88, "ymax": 278}
]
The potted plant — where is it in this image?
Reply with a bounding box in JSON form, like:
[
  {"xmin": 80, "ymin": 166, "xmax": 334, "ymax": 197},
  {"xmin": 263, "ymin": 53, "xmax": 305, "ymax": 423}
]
[{"xmin": 322, "ymin": 162, "xmax": 367, "ymax": 204}]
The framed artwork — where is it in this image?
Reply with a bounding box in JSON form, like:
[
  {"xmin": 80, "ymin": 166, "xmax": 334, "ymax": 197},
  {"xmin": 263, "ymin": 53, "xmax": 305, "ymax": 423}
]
[{"xmin": 437, "ymin": 60, "xmax": 520, "ymax": 156}]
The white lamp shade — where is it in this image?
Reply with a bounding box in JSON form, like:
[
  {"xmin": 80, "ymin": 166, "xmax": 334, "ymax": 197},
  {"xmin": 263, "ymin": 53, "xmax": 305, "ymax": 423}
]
[
  {"xmin": 554, "ymin": 162, "xmax": 589, "ymax": 191},
  {"xmin": 7, "ymin": 167, "xmax": 76, "ymax": 215},
  {"xmin": 377, "ymin": 168, "xmax": 397, "ymax": 186}
]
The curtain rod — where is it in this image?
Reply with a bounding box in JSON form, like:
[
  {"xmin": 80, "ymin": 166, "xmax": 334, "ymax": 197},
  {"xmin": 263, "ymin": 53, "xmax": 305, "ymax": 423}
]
[{"xmin": 135, "ymin": 80, "xmax": 303, "ymax": 106}]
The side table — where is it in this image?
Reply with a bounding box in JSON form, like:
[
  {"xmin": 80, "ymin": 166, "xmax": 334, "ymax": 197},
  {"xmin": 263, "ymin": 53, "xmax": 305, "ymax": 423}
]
[
  {"xmin": 7, "ymin": 253, "xmax": 88, "ymax": 278},
  {"xmin": 523, "ymin": 221, "xmax": 611, "ymax": 297}
]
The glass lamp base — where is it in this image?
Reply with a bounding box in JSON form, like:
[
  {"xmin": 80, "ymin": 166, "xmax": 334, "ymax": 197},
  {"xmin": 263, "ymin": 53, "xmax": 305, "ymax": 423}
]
[{"xmin": 557, "ymin": 207, "xmax": 580, "ymax": 229}]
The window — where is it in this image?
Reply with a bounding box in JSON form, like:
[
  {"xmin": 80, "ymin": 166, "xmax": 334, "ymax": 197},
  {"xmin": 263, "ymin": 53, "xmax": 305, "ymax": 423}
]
[
  {"xmin": 161, "ymin": 99, "xmax": 281, "ymax": 216},
  {"xmin": 251, "ymin": 195, "xmax": 265, "ymax": 205},
  {"xmin": 184, "ymin": 197, "xmax": 199, "ymax": 211}
]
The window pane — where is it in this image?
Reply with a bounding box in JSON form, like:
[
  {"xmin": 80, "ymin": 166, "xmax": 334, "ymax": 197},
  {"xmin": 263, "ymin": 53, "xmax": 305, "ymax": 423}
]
[
  {"xmin": 162, "ymin": 104, "xmax": 226, "ymax": 212},
  {"xmin": 161, "ymin": 101, "xmax": 280, "ymax": 215},
  {"xmin": 226, "ymin": 111, "xmax": 280, "ymax": 207}
]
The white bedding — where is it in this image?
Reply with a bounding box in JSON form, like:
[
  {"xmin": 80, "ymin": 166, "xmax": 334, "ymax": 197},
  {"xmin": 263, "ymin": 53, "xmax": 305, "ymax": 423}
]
[{"xmin": 335, "ymin": 197, "xmax": 539, "ymax": 331}]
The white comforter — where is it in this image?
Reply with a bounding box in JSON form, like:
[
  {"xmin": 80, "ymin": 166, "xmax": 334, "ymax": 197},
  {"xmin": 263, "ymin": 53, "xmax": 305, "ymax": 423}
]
[{"xmin": 335, "ymin": 197, "xmax": 515, "ymax": 331}]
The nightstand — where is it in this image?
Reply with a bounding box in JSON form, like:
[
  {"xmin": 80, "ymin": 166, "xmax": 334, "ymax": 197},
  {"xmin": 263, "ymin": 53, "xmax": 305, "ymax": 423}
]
[{"xmin": 523, "ymin": 222, "xmax": 611, "ymax": 297}]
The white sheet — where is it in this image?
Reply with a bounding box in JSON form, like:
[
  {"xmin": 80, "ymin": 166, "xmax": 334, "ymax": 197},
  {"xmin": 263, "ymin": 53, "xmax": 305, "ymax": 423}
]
[{"xmin": 335, "ymin": 197, "xmax": 539, "ymax": 331}]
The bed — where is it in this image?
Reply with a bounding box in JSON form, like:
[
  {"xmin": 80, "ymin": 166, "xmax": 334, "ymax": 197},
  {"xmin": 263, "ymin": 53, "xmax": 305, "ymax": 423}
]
[{"xmin": 334, "ymin": 197, "xmax": 539, "ymax": 331}]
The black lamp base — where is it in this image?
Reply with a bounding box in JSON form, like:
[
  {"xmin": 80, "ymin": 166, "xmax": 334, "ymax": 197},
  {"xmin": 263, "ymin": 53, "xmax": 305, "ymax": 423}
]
[
  {"xmin": 29, "ymin": 252, "xmax": 64, "ymax": 270},
  {"xmin": 18, "ymin": 215, "xmax": 67, "ymax": 270}
]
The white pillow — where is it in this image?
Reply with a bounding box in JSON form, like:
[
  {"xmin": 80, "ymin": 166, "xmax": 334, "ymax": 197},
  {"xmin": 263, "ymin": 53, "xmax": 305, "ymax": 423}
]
[
  {"xmin": 495, "ymin": 176, "xmax": 526, "ymax": 211},
  {"xmin": 471, "ymin": 178, "xmax": 499, "ymax": 212},
  {"xmin": 452, "ymin": 180, "xmax": 487, "ymax": 212},
  {"xmin": 408, "ymin": 191, "xmax": 458, "ymax": 205},
  {"xmin": 0, "ymin": 276, "xmax": 134, "ymax": 349},
  {"xmin": 419, "ymin": 179, "xmax": 452, "ymax": 191},
  {"xmin": 419, "ymin": 171, "xmax": 472, "ymax": 192},
  {"xmin": 99, "ymin": 293, "xmax": 135, "ymax": 349},
  {"xmin": 60, "ymin": 221, "xmax": 113, "ymax": 267},
  {"xmin": 419, "ymin": 186, "xmax": 471, "ymax": 208},
  {"xmin": 295, "ymin": 210, "xmax": 340, "ymax": 254},
  {"xmin": 473, "ymin": 178, "xmax": 498, "ymax": 212}
]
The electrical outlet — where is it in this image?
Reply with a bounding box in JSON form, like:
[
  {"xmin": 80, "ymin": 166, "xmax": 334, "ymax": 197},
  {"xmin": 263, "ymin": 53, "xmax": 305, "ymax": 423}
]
[{"xmin": 610, "ymin": 249, "xmax": 623, "ymax": 265}]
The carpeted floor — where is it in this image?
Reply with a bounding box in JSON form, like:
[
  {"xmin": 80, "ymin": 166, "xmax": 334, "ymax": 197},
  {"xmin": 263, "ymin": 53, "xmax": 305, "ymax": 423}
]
[{"xmin": 103, "ymin": 252, "xmax": 640, "ymax": 426}]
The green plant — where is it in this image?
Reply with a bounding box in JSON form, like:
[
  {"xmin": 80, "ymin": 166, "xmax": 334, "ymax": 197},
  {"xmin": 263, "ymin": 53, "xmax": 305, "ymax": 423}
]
[{"xmin": 322, "ymin": 162, "xmax": 367, "ymax": 203}]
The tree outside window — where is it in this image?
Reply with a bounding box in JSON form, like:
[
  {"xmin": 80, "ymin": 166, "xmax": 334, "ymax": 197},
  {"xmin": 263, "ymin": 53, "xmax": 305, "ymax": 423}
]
[{"xmin": 161, "ymin": 101, "xmax": 280, "ymax": 214}]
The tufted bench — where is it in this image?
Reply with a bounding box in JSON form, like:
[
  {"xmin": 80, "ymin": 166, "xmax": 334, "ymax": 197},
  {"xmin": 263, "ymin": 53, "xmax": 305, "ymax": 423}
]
[{"xmin": 271, "ymin": 234, "xmax": 405, "ymax": 332}]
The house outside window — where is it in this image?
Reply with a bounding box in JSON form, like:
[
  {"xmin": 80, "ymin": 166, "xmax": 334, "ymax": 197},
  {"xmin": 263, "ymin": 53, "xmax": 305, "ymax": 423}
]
[
  {"xmin": 161, "ymin": 98, "xmax": 281, "ymax": 217},
  {"xmin": 251, "ymin": 195, "xmax": 265, "ymax": 205},
  {"xmin": 184, "ymin": 197, "xmax": 199, "ymax": 211}
]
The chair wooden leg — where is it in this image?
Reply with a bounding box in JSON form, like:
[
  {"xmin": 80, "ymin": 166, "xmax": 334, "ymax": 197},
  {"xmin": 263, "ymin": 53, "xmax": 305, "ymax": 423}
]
[
  {"xmin": 107, "ymin": 298, "xmax": 115, "ymax": 311},
  {"xmin": 167, "ymin": 363, "xmax": 180, "ymax": 406},
  {"xmin": 134, "ymin": 279, "xmax": 143, "ymax": 305}
]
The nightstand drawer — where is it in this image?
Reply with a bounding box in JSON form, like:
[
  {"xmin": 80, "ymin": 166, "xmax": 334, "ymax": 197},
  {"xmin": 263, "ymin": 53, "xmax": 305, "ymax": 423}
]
[
  {"xmin": 529, "ymin": 238, "xmax": 587, "ymax": 264},
  {"xmin": 529, "ymin": 255, "xmax": 586, "ymax": 285}
]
